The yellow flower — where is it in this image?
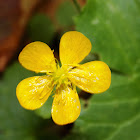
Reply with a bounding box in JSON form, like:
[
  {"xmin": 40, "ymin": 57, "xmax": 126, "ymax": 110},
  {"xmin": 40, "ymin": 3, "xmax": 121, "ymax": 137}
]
[{"xmin": 16, "ymin": 31, "xmax": 111, "ymax": 125}]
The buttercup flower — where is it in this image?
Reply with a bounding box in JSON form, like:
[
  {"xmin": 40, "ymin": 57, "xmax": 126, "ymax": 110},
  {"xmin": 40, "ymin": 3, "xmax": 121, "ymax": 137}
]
[{"xmin": 16, "ymin": 31, "xmax": 111, "ymax": 125}]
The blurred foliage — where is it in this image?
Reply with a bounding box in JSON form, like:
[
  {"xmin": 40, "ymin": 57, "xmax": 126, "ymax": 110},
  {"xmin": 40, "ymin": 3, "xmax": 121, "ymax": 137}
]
[
  {"xmin": 0, "ymin": 0, "xmax": 140, "ymax": 139},
  {"xmin": 35, "ymin": 93, "xmax": 53, "ymax": 119},
  {"xmin": 28, "ymin": 14, "xmax": 55, "ymax": 44},
  {"xmin": 0, "ymin": 62, "xmax": 41, "ymax": 140},
  {"xmin": 0, "ymin": 63, "xmax": 66, "ymax": 140},
  {"xmin": 56, "ymin": 1, "xmax": 77, "ymax": 28}
]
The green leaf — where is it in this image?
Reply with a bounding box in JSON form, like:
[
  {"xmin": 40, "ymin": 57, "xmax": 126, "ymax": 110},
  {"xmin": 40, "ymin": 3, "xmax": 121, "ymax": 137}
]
[
  {"xmin": 35, "ymin": 94, "xmax": 53, "ymax": 119},
  {"xmin": 64, "ymin": 0, "xmax": 140, "ymax": 139},
  {"xmin": 28, "ymin": 14, "xmax": 55, "ymax": 44},
  {"xmin": 65, "ymin": 73, "xmax": 140, "ymax": 140},
  {"xmin": 80, "ymin": 52, "xmax": 99, "ymax": 64},
  {"xmin": 76, "ymin": 0, "xmax": 140, "ymax": 74},
  {"xmin": 56, "ymin": 1, "xmax": 77, "ymax": 28},
  {"xmin": 0, "ymin": 62, "xmax": 42, "ymax": 140}
]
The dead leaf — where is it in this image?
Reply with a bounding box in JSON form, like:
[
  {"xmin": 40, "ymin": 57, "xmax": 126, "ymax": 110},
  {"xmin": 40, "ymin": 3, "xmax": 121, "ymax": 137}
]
[{"xmin": 0, "ymin": 0, "xmax": 39, "ymax": 72}]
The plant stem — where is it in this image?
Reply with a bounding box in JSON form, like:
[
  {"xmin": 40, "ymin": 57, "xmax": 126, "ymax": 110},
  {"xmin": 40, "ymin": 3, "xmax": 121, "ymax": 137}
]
[{"xmin": 73, "ymin": 0, "xmax": 81, "ymax": 13}]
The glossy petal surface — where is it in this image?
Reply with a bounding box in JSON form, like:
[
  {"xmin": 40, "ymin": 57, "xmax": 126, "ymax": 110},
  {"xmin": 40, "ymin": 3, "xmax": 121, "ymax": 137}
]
[
  {"xmin": 68, "ymin": 61, "xmax": 111, "ymax": 94},
  {"xmin": 19, "ymin": 41, "xmax": 56, "ymax": 73},
  {"xmin": 60, "ymin": 31, "xmax": 92, "ymax": 65},
  {"xmin": 51, "ymin": 84, "xmax": 81, "ymax": 125},
  {"xmin": 16, "ymin": 76, "xmax": 54, "ymax": 110}
]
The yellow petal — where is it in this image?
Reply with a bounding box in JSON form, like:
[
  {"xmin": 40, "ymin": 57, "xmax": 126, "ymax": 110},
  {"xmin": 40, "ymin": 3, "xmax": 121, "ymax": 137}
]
[
  {"xmin": 51, "ymin": 84, "xmax": 81, "ymax": 125},
  {"xmin": 68, "ymin": 61, "xmax": 111, "ymax": 94},
  {"xmin": 19, "ymin": 41, "xmax": 56, "ymax": 73},
  {"xmin": 16, "ymin": 76, "xmax": 54, "ymax": 110},
  {"xmin": 60, "ymin": 31, "xmax": 92, "ymax": 65}
]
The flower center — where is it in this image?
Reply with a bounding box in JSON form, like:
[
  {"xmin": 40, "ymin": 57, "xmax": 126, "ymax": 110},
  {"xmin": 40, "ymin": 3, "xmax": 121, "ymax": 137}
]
[
  {"xmin": 54, "ymin": 67, "xmax": 66, "ymax": 79},
  {"xmin": 53, "ymin": 65, "xmax": 69, "ymax": 88}
]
